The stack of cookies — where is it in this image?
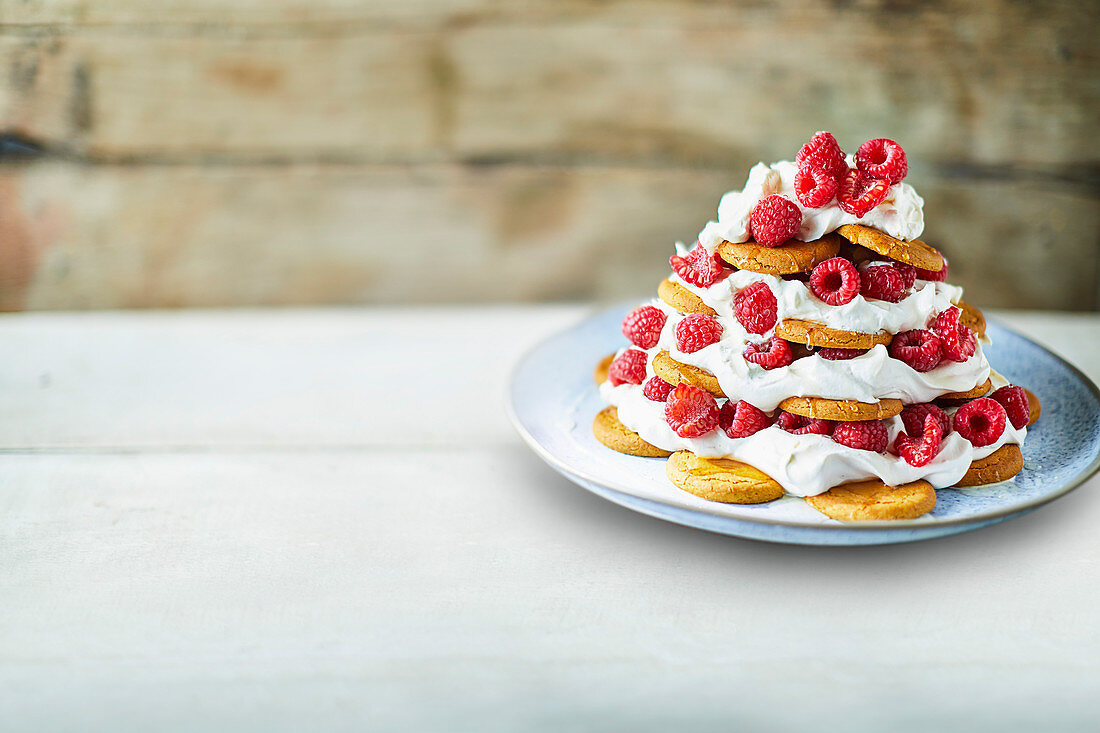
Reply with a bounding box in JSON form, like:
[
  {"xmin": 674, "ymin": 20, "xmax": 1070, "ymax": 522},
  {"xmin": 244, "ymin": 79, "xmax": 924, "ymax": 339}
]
[{"xmin": 593, "ymin": 133, "xmax": 1038, "ymax": 521}]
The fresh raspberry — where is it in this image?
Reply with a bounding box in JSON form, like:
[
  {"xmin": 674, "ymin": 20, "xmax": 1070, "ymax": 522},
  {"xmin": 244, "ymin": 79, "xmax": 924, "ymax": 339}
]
[
  {"xmin": 794, "ymin": 166, "xmax": 838, "ymax": 209},
  {"xmin": 642, "ymin": 375, "xmax": 674, "ymax": 402},
  {"xmin": 743, "ymin": 337, "xmax": 794, "ymax": 370},
  {"xmin": 675, "ymin": 313, "xmax": 723, "ymax": 353},
  {"xmin": 953, "ymin": 397, "xmax": 1008, "ymax": 447},
  {"xmin": 777, "ymin": 412, "xmax": 834, "ymax": 436},
  {"xmin": 860, "ymin": 263, "xmax": 906, "ymax": 302},
  {"xmin": 892, "ymin": 261, "xmax": 917, "ymax": 290},
  {"xmin": 749, "ymin": 195, "xmax": 802, "ymax": 247},
  {"xmin": 889, "ymin": 329, "xmax": 942, "ymax": 372},
  {"xmin": 900, "ymin": 403, "xmax": 951, "ymax": 438},
  {"xmin": 719, "ymin": 400, "xmax": 772, "ymax": 439},
  {"xmin": 669, "ymin": 243, "xmax": 728, "ymax": 288},
  {"xmin": 734, "ymin": 281, "xmax": 778, "ymax": 335},
  {"xmin": 621, "ymin": 305, "xmax": 667, "ymax": 349},
  {"xmin": 809, "ymin": 257, "xmax": 860, "ymax": 306},
  {"xmin": 837, "ymin": 168, "xmax": 890, "ymax": 218},
  {"xmin": 818, "ymin": 347, "xmax": 869, "ymax": 360},
  {"xmin": 664, "ymin": 384, "xmax": 720, "ymax": 438},
  {"xmin": 991, "ymin": 385, "xmax": 1030, "ymax": 430},
  {"xmin": 795, "ymin": 131, "xmax": 848, "ymax": 180},
  {"xmin": 933, "ymin": 307, "xmax": 976, "ymax": 362},
  {"xmin": 855, "ymin": 138, "xmax": 909, "ymax": 184},
  {"xmin": 894, "ymin": 415, "xmax": 944, "ymax": 467},
  {"xmin": 607, "ymin": 349, "xmax": 647, "ymax": 386},
  {"xmin": 915, "ymin": 256, "xmax": 949, "ymax": 282},
  {"xmin": 832, "ymin": 420, "xmax": 889, "ymax": 452}
]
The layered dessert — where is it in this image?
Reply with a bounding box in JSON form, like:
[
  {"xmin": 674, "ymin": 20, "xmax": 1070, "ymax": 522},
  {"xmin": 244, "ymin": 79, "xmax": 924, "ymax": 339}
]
[{"xmin": 593, "ymin": 132, "xmax": 1039, "ymax": 521}]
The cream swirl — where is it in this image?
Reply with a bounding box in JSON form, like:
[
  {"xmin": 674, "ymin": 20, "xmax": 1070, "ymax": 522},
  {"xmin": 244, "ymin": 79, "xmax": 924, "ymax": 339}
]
[{"xmin": 697, "ymin": 159, "xmax": 924, "ymax": 250}]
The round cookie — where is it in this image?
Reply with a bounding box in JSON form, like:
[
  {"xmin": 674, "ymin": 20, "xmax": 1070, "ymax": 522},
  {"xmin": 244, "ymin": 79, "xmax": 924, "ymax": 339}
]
[
  {"xmin": 657, "ymin": 278, "xmax": 716, "ymax": 315},
  {"xmin": 716, "ymin": 234, "xmax": 842, "ymax": 275},
  {"xmin": 938, "ymin": 378, "xmax": 993, "ymax": 402},
  {"xmin": 836, "ymin": 224, "xmax": 945, "ymax": 272},
  {"xmin": 805, "ymin": 479, "xmax": 937, "ymax": 521},
  {"xmin": 1024, "ymin": 388, "xmax": 1041, "ymax": 426},
  {"xmin": 666, "ymin": 451, "xmax": 784, "ymax": 504},
  {"xmin": 594, "ymin": 353, "xmax": 615, "ymax": 385},
  {"xmin": 779, "ymin": 396, "xmax": 903, "ymax": 421},
  {"xmin": 651, "ymin": 351, "xmax": 726, "ymax": 397},
  {"xmin": 958, "ymin": 300, "xmax": 987, "ymax": 338},
  {"xmin": 592, "ymin": 406, "xmax": 672, "ymax": 458},
  {"xmin": 776, "ymin": 319, "xmax": 892, "ymax": 349},
  {"xmin": 955, "ymin": 443, "xmax": 1023, "ymax": 487}
]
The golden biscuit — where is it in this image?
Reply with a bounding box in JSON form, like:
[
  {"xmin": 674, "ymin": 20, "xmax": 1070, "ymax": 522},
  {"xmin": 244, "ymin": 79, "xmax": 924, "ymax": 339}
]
[
  {"xmin": 938, "ymin": 378, "xmax": 993, "ymax": 402},
  {"xmin": 955, "ymin": 443, "xmax": 1023, "ymax": 487},
  {"xmin": 716, "ymin": 234, "xmax": 842, "ymax": 275},
  {"xmin": 1024, "ymin": 388, "xmax": 1041, "ymax": 426},
  {"xmin": 776, "ymin": 319, "xmax": 892, "ymax": 349},
  {"xmin": 835, "ymin": 224, "xmax": 944, "ymax": 272},
  {"xmin": 666, "ymin": 451, "xmax": 784, "ymax": 504},
  {"xmin": 957, "ymin": 300, "xmax": 987, "ymax": 338},
  {"xmin": 805, "ymin": 479, "xmax": 937, "ymax": 521},
  {"xmin": 778, "ymin": 396, "xmax": 903, "ymax": 421},
  {"xmin": 594, "ymin": 353, "xmax": 614, "ymax": 385},
  {"xmin": 592, "ymin": 406, "xmax": 672, "ymax": 458},
  {"xmin": 651, "ymin": 351, "xmax": 726, "ymax": 397},
  {"xmin": 657, "ymin": 279, "xmax": 716, "ymax": 315}
]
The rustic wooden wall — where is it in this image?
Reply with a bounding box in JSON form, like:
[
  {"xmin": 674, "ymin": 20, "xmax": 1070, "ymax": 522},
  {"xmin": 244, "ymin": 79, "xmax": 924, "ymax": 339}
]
[{"xmin": 0, "ymin": 0, "xmax": 1096, "ymax": 311}]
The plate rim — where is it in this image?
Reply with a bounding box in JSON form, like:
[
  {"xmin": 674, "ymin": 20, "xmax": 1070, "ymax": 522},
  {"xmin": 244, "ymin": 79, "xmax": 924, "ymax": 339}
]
[{"xmin": 506, "ymin": 306, "xmax": 1100, "ymax": 532}]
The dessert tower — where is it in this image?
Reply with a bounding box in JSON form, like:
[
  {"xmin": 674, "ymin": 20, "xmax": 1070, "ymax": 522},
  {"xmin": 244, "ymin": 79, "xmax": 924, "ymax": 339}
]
[{"xmin": 593, "ymin": 133, "xmax": 1038, "ymax": 521}]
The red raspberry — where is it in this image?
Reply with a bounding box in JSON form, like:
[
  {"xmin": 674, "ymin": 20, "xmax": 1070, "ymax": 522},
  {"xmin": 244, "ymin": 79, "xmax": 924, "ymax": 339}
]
[
  {"xmin": 953, "ymin": 397, "xmax": 1008, "ymax": 447},
  {"xmin": 900, "ymin": 403, "xmax": 951, "ymax": 438},
  {"xmin": 621, "ymin": 305, "xmax": 667, "ymax": 349},
  {"xmin": 642, "ymin": 375, "xmax": 674, "ymax": 402},
  {"xmin": 743, "ymin": 337, "xmax": 794, "ymax": 370},
  {"xmin": 818, "ymin": 347, "xmax": 868, "ymax": 360},
  {"xmin": 607, "ymin": 349, "xmax": 647, "ymax": 386},
  {"xmin": 719, "ymin": 400, "xmax": 772, "ymax": 439},
  {"xmin": 915, "ymin": 256, "xmax": 949, "ymax": 282},
  {"xmin": 670, "ymin": 243, "xmax": 728, "ymax": 288},
  {"xmin": 837, "ymin": 168, "xmax": 890, "ymax": 218},
  {"xmin": 750, "ymin": 195, "xmax": 802, "ymax": 247},
  {"xmin": 933, "ymin": 307, "xmax": 976, "ymax": 362},
  {"xmin": 855, "ymin": 138, "xmax": 909, "ymax": 184},
  {"xmin": 664, "ymin": 384, "xmax": 720, "ymax": 438},
  {"xmin": 675, "ymin": 313, "xmax": 723, "ymax": 353},
  {"xmin": 734, "ymin": 281, "xmax": 778, "ymax": 335},
  {"xmin": 892, "ymin": 261, "xmax": 917, "ymax": 290},
  {"xmin": 860, "ymin": 263, "xmax": 905, "ymax": 302},
  {"xmin": 889, "ymin": 329, "xmax": 943, "ymax": 372},
  {"xmin": 795, "ymin": 131, "xmax": 848, "ymax": 180},
  {"xmin": 991, "ymin": 385, "xmax": 1030, "ymax": 430},
  {"xmin": 777, "ymin": 412, "xmax": 834, "ymax": 436},
  {"xmin": 809, "ymin": 257, "xmax": 860, "ymax": 306},
  {"xmin": 794, "ymin": 166, "xmax": 838, "ymax": 209},
  {"xmin": 894, "ymin": 415, "xmax": 944, "ymax": 467},
  {"xmin": 833, "ymin": 420, "xmax": 889, "ymax": 452}
]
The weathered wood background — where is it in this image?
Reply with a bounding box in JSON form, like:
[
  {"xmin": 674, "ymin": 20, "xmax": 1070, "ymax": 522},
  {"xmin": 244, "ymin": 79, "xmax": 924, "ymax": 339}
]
[{"xmin": 0, "ymin": 0, "xmax": 1096, "ymax": 311}]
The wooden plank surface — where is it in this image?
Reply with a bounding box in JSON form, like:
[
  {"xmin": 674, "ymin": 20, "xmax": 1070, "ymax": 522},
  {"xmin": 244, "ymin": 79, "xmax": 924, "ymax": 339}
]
[
  {"xmin": 1, "ymin": 306, "xmax": 1099, "ymax": 731},
  {"xmin": 2, "ymin": 162, "xmax": 1096, "ymax": 311},
  {"xmin": 0, "ymin": 1, "xmax": 1096, "ymax": 312},
  {"xmin": 1, "ymin": 448, "xmax": 1098, "ymax": 732},
  {"xmin": 0, "ymin": 306, "xmax": 1097, "ymax": 452}
]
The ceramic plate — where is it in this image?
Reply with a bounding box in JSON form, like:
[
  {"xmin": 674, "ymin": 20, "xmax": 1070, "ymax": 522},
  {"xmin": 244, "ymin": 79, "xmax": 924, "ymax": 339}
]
[{"xmin": 507, "ymin": 304, "xmax": 1100, "ymax": 545}]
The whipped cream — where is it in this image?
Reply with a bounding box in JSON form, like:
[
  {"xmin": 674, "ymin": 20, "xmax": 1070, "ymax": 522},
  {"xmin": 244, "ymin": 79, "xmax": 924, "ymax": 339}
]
[
  {"xmin": 697, "ymin": 159, "xmax": 925, "ymax": 250},
  {"xmin": 602, "ymin": 378, "xmax": 1025, "ymax": 497},
  {"xmin": 598, "ymin": 250, "xmax": 1017, "ymax": 496}
]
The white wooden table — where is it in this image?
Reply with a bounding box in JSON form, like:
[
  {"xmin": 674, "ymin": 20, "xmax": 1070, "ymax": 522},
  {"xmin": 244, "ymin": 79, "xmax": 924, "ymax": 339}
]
[{"xmin": 2, "ymin": 306, "xmax": 1099, "ymax": 732}]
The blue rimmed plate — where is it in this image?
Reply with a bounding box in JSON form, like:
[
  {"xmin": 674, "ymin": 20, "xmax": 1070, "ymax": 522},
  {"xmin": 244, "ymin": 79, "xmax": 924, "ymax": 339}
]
[{"xmin": 507, "ymin": 304, "xmax": 1100, "ymax": 545}]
